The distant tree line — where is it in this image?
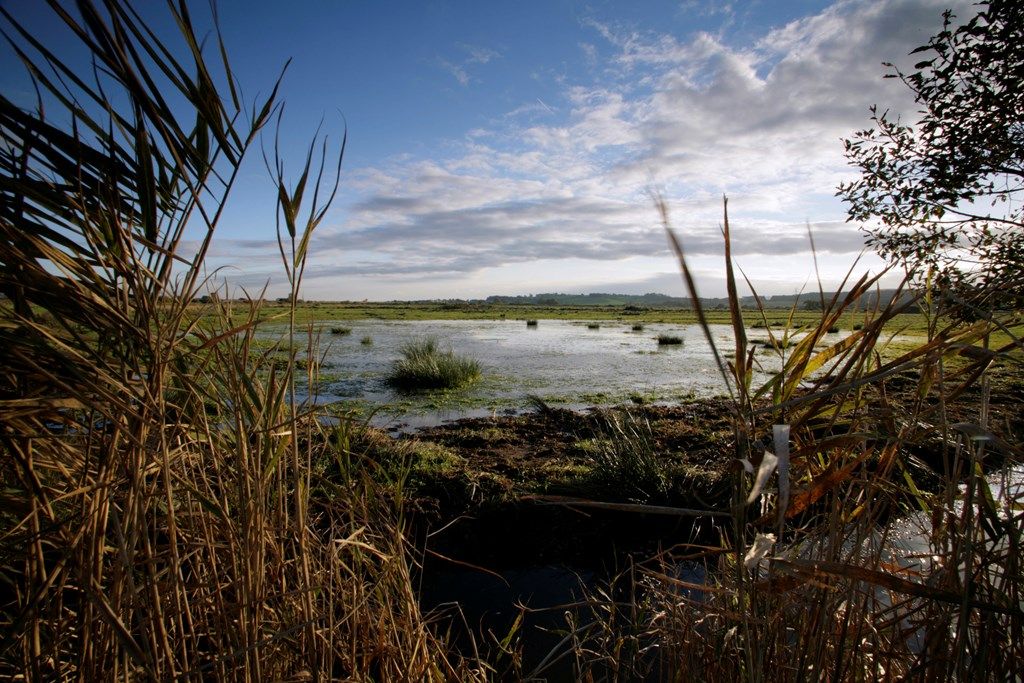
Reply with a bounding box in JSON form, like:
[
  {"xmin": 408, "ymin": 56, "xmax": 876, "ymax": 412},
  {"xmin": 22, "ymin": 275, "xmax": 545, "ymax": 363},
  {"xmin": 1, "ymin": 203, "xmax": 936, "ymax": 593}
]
[{"xmin": 482, "ymin": 290, "xmax": 914, "ymax": 310}]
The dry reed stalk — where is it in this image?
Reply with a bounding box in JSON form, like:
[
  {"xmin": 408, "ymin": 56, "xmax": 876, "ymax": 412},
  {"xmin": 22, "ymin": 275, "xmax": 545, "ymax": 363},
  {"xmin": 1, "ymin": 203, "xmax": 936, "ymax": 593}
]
[
  {"xmin": 563, "ymin": 196, "xmax": 1023, "ymax": 682},
  {"xmin": 0, "ymin": 2, "xmax": 478, "ymax": 680}
]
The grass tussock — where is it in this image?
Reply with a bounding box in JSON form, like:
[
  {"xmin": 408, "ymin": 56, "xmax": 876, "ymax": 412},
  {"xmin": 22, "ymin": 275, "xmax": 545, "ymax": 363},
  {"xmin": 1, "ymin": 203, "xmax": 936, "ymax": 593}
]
[
  {"xmin": 579, "ymin": 410, "xmax": 668, "ymax": 503},
  {"xmin": 656, "ymin": 334, "xmax": 683, "ymax": 345},
  {"xmin": 632, "ymin": 323, "xmax": 645, "ymax": 332},
  {"xmin": 330, "ymin": 326, "xmax": 352, "ymax": 335},
  {"xmin": 387, "ymin": 338, "xmax": 481, "ymax": 390},
  {"xmin": 526, "ymin": 319, "xmax": 539, "ymax": 327},
  {"xmin": 587, "ymin": 323, "xmax": 601, "ymax": 330}
]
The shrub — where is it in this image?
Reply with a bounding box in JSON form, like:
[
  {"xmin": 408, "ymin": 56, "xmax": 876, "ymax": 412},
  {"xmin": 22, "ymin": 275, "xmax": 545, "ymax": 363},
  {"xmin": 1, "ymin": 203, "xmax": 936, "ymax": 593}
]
[{"xmin": 387, "ymin": 338, "xmax": 480, "ymax": 390}]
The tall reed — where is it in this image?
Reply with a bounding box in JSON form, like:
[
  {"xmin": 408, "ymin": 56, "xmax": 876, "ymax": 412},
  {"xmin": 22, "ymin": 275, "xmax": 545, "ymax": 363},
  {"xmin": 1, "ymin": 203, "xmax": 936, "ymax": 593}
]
[
  {"xmin": 0, "ymin": 2, "xmax": 475, "ymax": 679},
  {"xmin": 562, "ymin": 196, "xmax": 1023, "ymax": 681}
]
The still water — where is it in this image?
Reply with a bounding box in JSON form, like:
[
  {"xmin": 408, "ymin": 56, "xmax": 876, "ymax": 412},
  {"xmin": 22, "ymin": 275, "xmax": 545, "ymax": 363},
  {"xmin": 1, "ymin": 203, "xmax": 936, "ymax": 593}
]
[{"xmin": 268, "ymin": 318, "xmax": 791, "ymax": 429}]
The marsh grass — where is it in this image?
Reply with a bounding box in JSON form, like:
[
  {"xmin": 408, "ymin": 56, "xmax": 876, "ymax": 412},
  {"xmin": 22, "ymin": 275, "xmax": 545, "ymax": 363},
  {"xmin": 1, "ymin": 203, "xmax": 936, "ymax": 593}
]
[
  {"xmin": 587, "ymin": 323, "xmax": 601, "ymax": 330},
  {"xmin": 579, "ymin": 410, "xmax": 668, "ymax": 503},
  {"xmin": 656, "ymin": 334, "xmax": 683, "ymax": 345},
  {"xmin": 330, "ymin": 326, "xmax": 352, "ymax": 335},
  {"xmin": 387, "ymin": 338, "xmax": 481, "ymax": 390},
  {"xmin": 632, "ymin": 323, "xmax": 645, "ymax": 332},
  {"xmin": 0, "ymin": 4, "xmax": 476, "ymax": 679},
  {"xmin": 526, "ymin": 319, "xmax": 538, "ymax": 327}
]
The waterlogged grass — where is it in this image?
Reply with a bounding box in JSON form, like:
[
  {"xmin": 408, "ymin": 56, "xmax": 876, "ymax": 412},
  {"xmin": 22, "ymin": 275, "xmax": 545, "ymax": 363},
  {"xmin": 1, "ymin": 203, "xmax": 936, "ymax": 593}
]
[
  {"xmin": 387, "ymin": 338, "xmax": 481, "ymax": 391},
  {"xmin": 656, "ymin": 334, "xmax": 683, "ymax": 345}
]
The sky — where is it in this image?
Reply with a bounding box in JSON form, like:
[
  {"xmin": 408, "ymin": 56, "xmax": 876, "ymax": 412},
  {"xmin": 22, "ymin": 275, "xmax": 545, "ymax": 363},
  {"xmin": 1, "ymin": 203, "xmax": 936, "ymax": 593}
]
[{"xmin": 3, "ymin": 0, "xmax": 975, "ymax": 300}]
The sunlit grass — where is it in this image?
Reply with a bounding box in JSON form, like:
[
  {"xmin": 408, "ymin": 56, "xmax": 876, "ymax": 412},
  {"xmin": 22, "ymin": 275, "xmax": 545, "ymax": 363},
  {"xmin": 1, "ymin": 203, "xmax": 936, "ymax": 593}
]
[{"xmin": 387, "ymin": 338, "xmax": 481, "ymax": 390}]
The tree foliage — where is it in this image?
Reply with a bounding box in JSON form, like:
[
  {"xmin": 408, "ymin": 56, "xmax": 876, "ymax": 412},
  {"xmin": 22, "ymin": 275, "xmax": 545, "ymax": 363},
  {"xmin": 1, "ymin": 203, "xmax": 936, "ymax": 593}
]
[{"xmin": 838, "ymin": 0, "xmax": 1024, "ymax": 309}]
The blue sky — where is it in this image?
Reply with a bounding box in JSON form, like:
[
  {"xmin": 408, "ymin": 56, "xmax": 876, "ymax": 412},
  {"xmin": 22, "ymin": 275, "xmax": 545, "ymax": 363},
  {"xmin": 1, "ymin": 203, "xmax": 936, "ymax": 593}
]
[{"xmin": 3, "ymin": 0, "xmax": 972, "ymax": 300}]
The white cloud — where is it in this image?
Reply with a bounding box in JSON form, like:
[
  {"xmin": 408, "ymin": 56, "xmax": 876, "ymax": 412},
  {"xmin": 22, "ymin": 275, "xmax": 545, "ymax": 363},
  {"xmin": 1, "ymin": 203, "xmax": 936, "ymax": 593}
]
[
  {"xmin": 214, "ymin": 0, "xmax": 973, "ymax": 299},
  {"xmin": 437, "ymin": 43, "xmax": 502, "ymax": 86}
]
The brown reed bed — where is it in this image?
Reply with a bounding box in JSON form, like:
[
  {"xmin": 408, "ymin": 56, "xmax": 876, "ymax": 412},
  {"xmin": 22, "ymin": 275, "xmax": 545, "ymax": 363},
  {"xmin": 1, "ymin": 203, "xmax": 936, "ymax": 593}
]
[
  {"xmin": 544, "ymin": 196, "xmax": 1024, "ymax": 682},
  {"xmin": 0, "ymin": 3, "xmax": 478, "ymax": 679}
]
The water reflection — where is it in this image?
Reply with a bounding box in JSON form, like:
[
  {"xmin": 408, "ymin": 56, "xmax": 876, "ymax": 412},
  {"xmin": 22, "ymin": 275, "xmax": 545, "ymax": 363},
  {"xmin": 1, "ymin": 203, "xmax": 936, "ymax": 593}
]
[{"xmin": 262, "ymin": 318, "xmax": 811, "ymax": 428}]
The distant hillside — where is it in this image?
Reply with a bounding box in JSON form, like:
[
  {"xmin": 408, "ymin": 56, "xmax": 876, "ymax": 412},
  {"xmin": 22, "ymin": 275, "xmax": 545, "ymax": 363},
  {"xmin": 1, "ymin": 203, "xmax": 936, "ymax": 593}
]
[{"xmin": 483, "ymin": 290, "xmax": 914, "ymax": 310}]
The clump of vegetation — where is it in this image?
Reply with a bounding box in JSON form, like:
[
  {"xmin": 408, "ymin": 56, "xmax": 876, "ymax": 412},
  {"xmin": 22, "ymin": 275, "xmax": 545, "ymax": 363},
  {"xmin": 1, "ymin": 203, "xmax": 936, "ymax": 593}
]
[
  {"xmin": 360, "ymin": 335, "xmax": 373, "ymax": 345},
  {"xmin": 387, "ymin": 338, "xmax": 481, "ymax": 390},
  {"xmin": 526, "ymin": 319, "xmax": 538, "ymax": 327},
  {"xmin": 579, "ymin": 410, "xmax": 667, "ymax": 503},
  {"xmin": 656, "ymin": 334, "xmax": 683, "ymax": 345},
  {"xmin": 330, "ymin": 326, "xmax": 352, "ymax": 335},
  {"xmin": 587, "ymin": 323, "xmax": 601, "ymax": 329},
  {"xmin": 827, "ymin": 325, "xmax": 840, "ymax": 333},
  {"xmin": 631, "ymin": 323, "xmax": 644, "ymax": 331}
]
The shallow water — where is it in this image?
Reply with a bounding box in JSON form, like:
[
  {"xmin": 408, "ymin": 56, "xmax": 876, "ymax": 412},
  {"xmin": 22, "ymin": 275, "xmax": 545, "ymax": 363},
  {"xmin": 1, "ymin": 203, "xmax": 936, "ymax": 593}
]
[{"xmin": 266, "ymin": 318, "xmax": 801, "ymax": 429}]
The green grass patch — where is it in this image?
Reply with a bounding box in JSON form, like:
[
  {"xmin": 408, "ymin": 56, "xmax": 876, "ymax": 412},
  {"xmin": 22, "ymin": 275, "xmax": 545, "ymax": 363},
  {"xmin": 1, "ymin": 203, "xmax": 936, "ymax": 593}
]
[{"xmin": 386, "ymin": 338, "xmax": 481, "ymax": 391}]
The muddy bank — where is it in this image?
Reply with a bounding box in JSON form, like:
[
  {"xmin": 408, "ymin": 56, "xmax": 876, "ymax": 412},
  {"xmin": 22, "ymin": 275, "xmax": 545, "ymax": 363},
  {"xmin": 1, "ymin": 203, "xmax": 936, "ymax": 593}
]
[
  {"xmin": 396, "ymin": 399, "xmax": 734, "ymax": 514},
  {"xmin": 379, "ymin": 374, "xmax": 1023, "ymax": 679},
  {"xmin": 386, "ymin": 370, "xmax": 1024, "ymax": 562}
]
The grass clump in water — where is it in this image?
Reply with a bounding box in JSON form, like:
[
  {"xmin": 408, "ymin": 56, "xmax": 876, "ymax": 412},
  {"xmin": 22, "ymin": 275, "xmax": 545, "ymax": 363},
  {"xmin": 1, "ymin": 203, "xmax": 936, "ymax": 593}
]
[
  {"xmin": 387, "ymin": 338, "xmax": 480, "ymax": 390},
  {"xmin": 360, "ymin": 335, "xmax": 373, "ymax": 345},
  {"xmin": 631, "ymin": 323, "xmax": 644, "ymax": 332},
  {"xmin": 526, "ymin": 319, "xmax": 538, "ymax": 327},
  {"xmin": 587, "ymin": 323, "xmax": 601, "ymax": 330},
  {"xmin": 657, "ymin": 334, "xmax": 683, "ymax": 345},
  {"xmin": 330, "ymin": 326, "xmax": 352, "ymax": 335}
]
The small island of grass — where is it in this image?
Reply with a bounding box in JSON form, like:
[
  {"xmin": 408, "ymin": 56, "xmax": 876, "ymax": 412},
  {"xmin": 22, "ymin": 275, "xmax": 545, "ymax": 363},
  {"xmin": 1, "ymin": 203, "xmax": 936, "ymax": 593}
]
[{"xmin": 387, "ymin": 338, "xmax": 481, "ymax": 390}]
